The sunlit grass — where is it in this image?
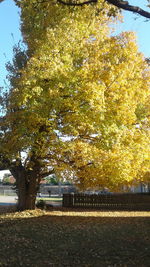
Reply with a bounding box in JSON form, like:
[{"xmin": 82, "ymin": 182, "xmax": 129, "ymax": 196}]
[
  {"xmin": 0, "ymin": 208, "xmax": 150, "ymax": 221},
  {"xmin": 36, "ymin": 197, "xmax": 62, "ymax": 202},
  {"xmin": 46, "ymin": 210, "xmax": 150, "ymax": 217}
]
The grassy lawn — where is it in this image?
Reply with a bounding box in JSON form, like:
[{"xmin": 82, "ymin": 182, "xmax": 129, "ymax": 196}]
[{"xmin": 0, "ymin": 208, "xmax": 150, "ymax": 266}]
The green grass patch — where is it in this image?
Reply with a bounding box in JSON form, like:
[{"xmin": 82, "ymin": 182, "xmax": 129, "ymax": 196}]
[
  {"xmin": 36, "ymin": 197, "xmax": 62, "ymax": 202},
  {"xmin": 0, "ymin": 209, "xmax": 150, "ymax": 266}
]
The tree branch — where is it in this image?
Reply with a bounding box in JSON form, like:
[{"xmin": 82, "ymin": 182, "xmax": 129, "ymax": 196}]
[
  {"xmin": 56, "ymin": 0, "xmax": 150, "ymax": 19},
  {"xmin": 107, "ymin": 0, "xmax": 150, "ymax": 19},
  {"xmin": 0, "ymin": 156, "xmax": 11, "ymax": 170},
  {"xmin": 57, "ymin": 0, "xmax": 97, "ymax": 6}
]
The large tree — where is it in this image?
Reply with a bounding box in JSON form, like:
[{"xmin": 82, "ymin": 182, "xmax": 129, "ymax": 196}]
[
  {"xmin": 0, "ymin": 1, "xmax": 116, "ymax": 210},
  {"xmin": 0, "ymin": 0, "xmax": 150, "ymax": 210}
]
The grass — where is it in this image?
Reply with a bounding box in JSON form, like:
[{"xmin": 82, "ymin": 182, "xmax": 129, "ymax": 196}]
[
  {"xmin": 36, "ymin": 197, "xmax": 62, "ymax": 202},
  {"xmin": 0, "ymin": 207, "xmax": 150, "ymax": 266}
]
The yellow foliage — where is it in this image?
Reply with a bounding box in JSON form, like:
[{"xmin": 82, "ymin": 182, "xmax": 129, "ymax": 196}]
[{"xmin": 2, "ymin": 0, "xmax": 150, "ymax": 190}]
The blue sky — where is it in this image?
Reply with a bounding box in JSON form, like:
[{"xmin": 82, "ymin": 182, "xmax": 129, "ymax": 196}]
[
  {"xmin": 0, "ymin": 0, "xmax": 150, "ymax": 89},
  {"xmin": 0, "ymin": 0, "xmax": 21, "ymax": 88},
  {"xmin": 117, "ymin": 0, "xmax": 150, "ymax": 58}
]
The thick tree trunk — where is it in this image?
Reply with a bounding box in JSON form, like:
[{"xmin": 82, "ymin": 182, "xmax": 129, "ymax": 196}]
[
  {"xmin": 17, "ymin": 174, "xmax": 39, "ymax": 210},
  {"xmin": 10, "ymin": 164, "xmax": 39, "ymax": 211},
  {"xmin": 17, "ymin": 174, "xmax": 27, "ymax": 211},
  {"xmin": 24, "ymin": 176, "xmax": 38, "ymax": 210}
]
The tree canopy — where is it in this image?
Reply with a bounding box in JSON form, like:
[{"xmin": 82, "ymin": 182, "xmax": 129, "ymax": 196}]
[{"xmin": 0, "ymin": 0, "xmax": 150, "ymax": 209}]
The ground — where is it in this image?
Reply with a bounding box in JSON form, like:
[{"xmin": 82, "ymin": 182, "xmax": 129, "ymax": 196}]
[{"xmin": 0, "ymin": 207, "xmax": 150, "ymax": 266}]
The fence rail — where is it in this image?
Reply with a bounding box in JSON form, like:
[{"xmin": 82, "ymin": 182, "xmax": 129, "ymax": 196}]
[{"xmin": 63, "ymin": 193, "xmax": 150, "ymax": 210}]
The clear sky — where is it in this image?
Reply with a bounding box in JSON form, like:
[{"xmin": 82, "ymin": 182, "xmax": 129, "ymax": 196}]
[
  {"xmin": 0, "ymin": 0, "xmax": 150, "ymax": 89},
  {"xmin": 117, "ymin": 0, "xmax": 150, "ymax": 58},
  {"xmin": 0, "ymin": 0, "xmax": 21, "ymax": 88}
]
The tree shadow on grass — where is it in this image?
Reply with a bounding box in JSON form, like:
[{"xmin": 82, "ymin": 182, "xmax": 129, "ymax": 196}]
[{"xmin": 0, "ymin": 207, "xmax": 150, "ymax": 266}]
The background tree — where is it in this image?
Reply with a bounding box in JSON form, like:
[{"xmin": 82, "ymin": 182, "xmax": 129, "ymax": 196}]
[
  {"xmin": 2, "ymin": 173, "xmax": 12, "ymax": 185},
  {"xmin": 44, "ymin": 174, "xmax": 59, "ymax": 185}
]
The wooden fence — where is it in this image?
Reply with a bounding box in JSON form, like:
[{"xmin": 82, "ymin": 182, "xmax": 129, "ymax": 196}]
[{"xmin": 63, "ymin": 193, "xmax": 150, "ymax": 210}]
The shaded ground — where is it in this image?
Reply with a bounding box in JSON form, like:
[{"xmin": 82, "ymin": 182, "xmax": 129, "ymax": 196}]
[{"xmin": 0, "ymin": 208, "xmax": 150, "ymax": 266}]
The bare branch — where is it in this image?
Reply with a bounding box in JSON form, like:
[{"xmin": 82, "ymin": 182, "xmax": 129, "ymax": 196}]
[
  {"xmin": 57, "ymin": 0, "xmax": 97, "ymax": 6},
  {"xmin": 107, "ymin": 0, "xmax": 150, "ymax": 19},
  {"xmin": 78, "ymin": 161, "xmax": 93, "ymax": 170},
  {"xmin": 34, "ymin": 0, "xmax": 150, "ymax": 19},
  {"xmin": 56, "ymin": 0, "xmax": 150, "ymax": 19}
]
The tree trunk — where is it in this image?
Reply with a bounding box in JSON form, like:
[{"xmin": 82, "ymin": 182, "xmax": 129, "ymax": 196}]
[
  {"xmin": 24, "ymin": 176, "xmax": 38, "ymax": 210},
  {"xmin": 17, "ymin": 174, "xmax": 38, "ymax": 210},
  {"xmin": 10, "ymin": 165, "xmax": 39, "ymax": 211},
  {"xmin": 17, "ymin": 173, "xmax": 27, "ymax": 211}
]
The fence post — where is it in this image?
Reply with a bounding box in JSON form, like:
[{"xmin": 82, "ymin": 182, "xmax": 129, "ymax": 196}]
[
  {"xmin": 71, "ymin": 192, "xmax": 74, "ymax": 207},
  {"xmin": 63, "ymin": 193, "xmax": 74, "ymax": 207}
]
